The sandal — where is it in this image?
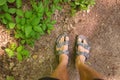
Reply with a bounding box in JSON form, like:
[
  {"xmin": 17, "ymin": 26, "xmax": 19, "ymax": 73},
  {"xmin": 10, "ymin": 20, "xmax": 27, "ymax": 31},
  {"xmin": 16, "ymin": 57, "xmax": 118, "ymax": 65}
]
[
  {"xmin": 56, "ymin": 33, "xmax": 69, "ymax": 55},
  {"xmin": 76, "ymin": 35, "xmax": 91, "ymax": 60}
]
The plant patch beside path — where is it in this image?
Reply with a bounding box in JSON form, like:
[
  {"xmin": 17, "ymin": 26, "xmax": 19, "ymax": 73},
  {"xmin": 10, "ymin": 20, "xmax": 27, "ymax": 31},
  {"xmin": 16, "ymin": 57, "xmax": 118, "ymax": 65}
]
[{"xmin": 0, "ymin": 0, "xmax": 95, "ymax": 61}]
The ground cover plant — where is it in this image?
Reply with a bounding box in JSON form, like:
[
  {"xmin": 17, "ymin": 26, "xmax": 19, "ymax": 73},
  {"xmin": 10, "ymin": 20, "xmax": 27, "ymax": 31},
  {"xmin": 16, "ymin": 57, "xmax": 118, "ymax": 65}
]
[
  {"xmin": 0, "ymin": 0, "xmax": 95, "ymax": 61},
  {"xmin": 70, "ymin": 0, "xmax": 95, "ymax": 15}
]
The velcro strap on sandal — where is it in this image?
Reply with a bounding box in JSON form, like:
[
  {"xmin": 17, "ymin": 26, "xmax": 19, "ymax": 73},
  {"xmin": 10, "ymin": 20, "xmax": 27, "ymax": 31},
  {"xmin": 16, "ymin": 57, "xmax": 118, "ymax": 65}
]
[
  {"xmin": 77, "ymin": 42, "xmax": 91, "ymax": 50},
  {"xmin": 76, "ymin": 51, "xmax": 90, "ymax": 60},
  {"xmin": 56, "ymin": 40, "xmax": 69, "ymax": 48},
  {"xmin": 57, "ymin": 50, "xmax": 69, "ymax": 55}
]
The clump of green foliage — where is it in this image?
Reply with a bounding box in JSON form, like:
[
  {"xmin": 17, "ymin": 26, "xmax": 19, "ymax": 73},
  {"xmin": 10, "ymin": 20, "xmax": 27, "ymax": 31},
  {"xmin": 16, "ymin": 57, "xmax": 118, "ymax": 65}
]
[
  {"xmin": 6, "ymin": 76, "xmax": 15, "ymax": 80},
  {"xmin": 70, "ymin": 0, "xmax": 95, "ymax": 14},
  {"xmin": 0, "ymin": 0, "xmax": 66, "ymax": 61},
  {"xmin": 0, "ymin": 0, "xmax": 95, "ymax": 61}
]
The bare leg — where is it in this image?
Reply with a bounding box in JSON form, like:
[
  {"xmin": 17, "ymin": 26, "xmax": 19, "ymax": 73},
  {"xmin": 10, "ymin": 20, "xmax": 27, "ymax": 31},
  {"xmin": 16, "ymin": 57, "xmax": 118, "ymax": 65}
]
[
  {"xmin": 75, "ymin": 36, "xmax": 103, "ymax": 80},
  {"xmin": 76, "ymin": 55, "xmax": 103, "ymax": 80},
  {"xmin": 51, "ymin": 54, "xmax": 69, "ymax": 80},
  {"xmin": 51, "ymin": 34, "xmax": 69, "ymax": 80}
]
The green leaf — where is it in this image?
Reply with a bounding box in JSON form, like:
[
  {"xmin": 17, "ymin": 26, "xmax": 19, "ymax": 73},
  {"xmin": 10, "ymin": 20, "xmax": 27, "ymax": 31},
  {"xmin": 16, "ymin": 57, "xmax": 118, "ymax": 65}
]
[
  {"xmin": 25, "ymin": 11, "xmax": 32, "ymax": 18},
  {"xmin": 21, "ymin": 40, "xmax": 25, "ymax": 44},
  {"xmin": 15, "ymin": 16, "xmax": 20, "ymax": 23},
  {"xmin": 15, "ymin": 33, "xmax": 20, "ymax": 38},
  {"xmin": 80, "ymin": 4, "xmax": 88, "ymax": 10},
  {"xmin": 75, "ymin": 2, "xmax": 80, "ymax": 5},
  {"xmin": 47, "ymin": 24, "xmax": 54, "ymax": 30},
  {"xmin": 5, "ymin": 48, "xmax": 14, "ymax": 57},
  {"xmin": 7, "ymin": 0, "xmax": 15, "ymax": 3},
  {"xmin": 47, "ymin": 30, "xmax": 51, "ymax": 34},
  {"xmin": 26, "ymin": 39, "xmax": 34, "ymax": 46},
  {"xmin": 16, "ymin": 9, "xmax": 24, "ymax": 17},
  {"xmin": 37, "ymin": 2, "xmax": 44, "ymax": 17},
  {"xmin": 2, "ymin": 18, "xmax": 8, "ymax": 24},
  {"xmin": 22, "ymin": 49, "xmax": 29, "ymax": 58},
  {"xmin": 4, "ymin": 13, "xmax": 13, "ymax": 21},
  {"xmin": 9, "ymin": 43, "xmax": 17, "ymax": 51},
  {"xmin": 17, "ymin": 46, "xmax": 23, "ymax": 52},
  {"xmin": 16, "ymin": 24, "xmax": 21, "ymax": 29},
  {"xmin": 17, "ymin": 53, "xmax": 23, "ymax": 61},
  {"xmin": 53, "ymin": 0, "xmax": 59, "ymax": 4},
  {"xmin": 0, "ymin": 0, "xmax": 6, "ymax": 6},
  {"xmin": 25, "ymin": 25, "xmax": 32, "ymax": 38},
  {"xmin": 8, "ymin": 22, "xmax": 15, "ymax": 29},
  {"xmin": 55, "ymin": 4, "xmax": 62, "ymax": 11},
  {"xmin": 33, "ymin": 25, "xmax": 44, "ymax": 33},
  {"xmin": 8, "ymin": 8, "xmax": 16, "ymax": 14},
  {"xmin": 15, "ymin": 33, "xmax": 19, "ymax": 38},
  {"xmin": 46, "ymin": 11, "xmax": 52, "ymax": 17},
  {"xmin": 16, "ymin": 0, "xmax": 22, "ymax": 8},
  {"xmin": 15, "ymin": 32, "xmax": 23, "ymax": 38},
  {"xmin": 88, "ymin": 0, "xmax": 95, "ymax": 5},
  {"xmin": 31, "ymin": 17, "xmax": 40, "ymax": 26},
  {"xmin": 51, "ymin": 20, "xmax": 56, "ymax": 25},
  {"xmin": 21, "ymin": 25, "xmax": 24, "ymax": 32},
  {"xmin": 41, "ymin": 24, "xmax": 47, "ymax": 31},
  {"xmin": 44, "ymin": 0, "xmax": 50, "ymax": 6},
  {"xmin": 30, "ymin": 30, "xmax": 36, "ymax": 38},
  {"xmin": 0, "ymin": 14, "xmax": 4, "ymax": 18},
  {"xmin": 15, "ymin": 30, "xmax": 25, "ymax": 39},
  {"xmin": 32, "ymin": 2, "xmax": 38, "ymax": 11},
  {"xmin": 6, "ymin": 76, "xmax": 15, "ymax": 80},
  {"xmin": 20, "ymin": 18, "xmax": 25, "ymax": 25},
  {"xmin": 1, "ymin": 3, "xmax": 8, "ymax": 12}
]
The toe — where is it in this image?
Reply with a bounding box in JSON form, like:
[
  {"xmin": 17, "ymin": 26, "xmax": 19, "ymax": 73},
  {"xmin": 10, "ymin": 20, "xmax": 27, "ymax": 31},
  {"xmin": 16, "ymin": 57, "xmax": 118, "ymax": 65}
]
[
  {"xmin": 65, "ymin": 36, "xmax": 69, "ymax": 42},
  {"xmin": 83, "ymin": 39, "xmax": 88, "ymax": 45},
  {"xmin": 59, "ymin": 36, "xmax": 65, "ymax": 43},
  {"xmin": 78, "ymin": 37, "xmax": 82, "ymax": 43}
]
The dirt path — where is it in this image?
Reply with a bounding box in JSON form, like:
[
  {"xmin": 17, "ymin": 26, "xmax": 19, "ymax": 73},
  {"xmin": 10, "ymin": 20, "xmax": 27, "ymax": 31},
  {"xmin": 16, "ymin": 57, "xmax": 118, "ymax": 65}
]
[
  {"xmin": 0, "ymin": 0, "xmax": 120, "ymax": 80},
  {"xmin": 68, "ymin": 0, "xmax": 120, "ymax": 80}
]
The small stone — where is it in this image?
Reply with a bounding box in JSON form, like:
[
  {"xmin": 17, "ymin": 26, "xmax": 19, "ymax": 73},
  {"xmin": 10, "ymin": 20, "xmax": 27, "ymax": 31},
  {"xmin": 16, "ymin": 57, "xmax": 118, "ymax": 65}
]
[
  {"xmin": 9, "ymin": 62, "xmax": 14, "ymax": 69},
  {"xmin": 46, "ymin": 38, "xmax": 50, "ymax": 42},
  {"xmin": 13, "ymin": 67, "xmax": 17, "ymax": 71},
  {"xmin": 107, "ymin": 66, "xmax": 110, "ymax": 69},
  {"xmin": 39, "ymin": 60, "xmax": 43, "ymax": 64},
  {"xmin": 32, "ymin": 55, "xmax": 38, "ymax": 59},
  {"xmin": 101, "ymin": 23, "xmax": 105, "ymax": 26},
  {"xmin": 87, "ymin": 9, "xmax": 90, "ymax": 13},
  {"xmin": 0, "ymin": 49, "xmax": 5, "ymax": 55}
]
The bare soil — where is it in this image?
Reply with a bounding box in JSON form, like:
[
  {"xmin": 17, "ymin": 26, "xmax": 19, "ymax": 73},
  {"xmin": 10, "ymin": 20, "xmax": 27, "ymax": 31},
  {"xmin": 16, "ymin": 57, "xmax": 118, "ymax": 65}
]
[{"xmin": 0, "ymin": 0, "xmax": 120, "ymax": 80}]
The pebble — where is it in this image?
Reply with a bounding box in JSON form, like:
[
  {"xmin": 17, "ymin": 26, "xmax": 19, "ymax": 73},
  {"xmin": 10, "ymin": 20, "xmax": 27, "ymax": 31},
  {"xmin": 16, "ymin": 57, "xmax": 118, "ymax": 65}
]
[
  {"xmin": 9, "ymin": 62, "xmax": 14, "ymax": 69},
  {"xmin": 107, "ymin": 66, "xmax": 110, "ymax": 69},
  {"xmin": 32, "ymin": 55, "xmax": 38, "ymax": 60}
]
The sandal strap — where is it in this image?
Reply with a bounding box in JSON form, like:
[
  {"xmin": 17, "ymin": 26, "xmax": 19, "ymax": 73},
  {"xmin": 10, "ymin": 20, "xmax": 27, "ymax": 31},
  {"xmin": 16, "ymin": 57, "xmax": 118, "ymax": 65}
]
[
  {"xmin": 76, "ymin": 51, "xmax": 90, "ymax": 60},
  {"xmin": 77, "ymin": 42, "xmax": 91, "ymax": 50},
  {"xmin": 57, "ymin": 50, "xmax": 69, "ymax": 55},
  {"xmin": 56, "ymin": 40, "xmax": 69, "ymax": 48}
]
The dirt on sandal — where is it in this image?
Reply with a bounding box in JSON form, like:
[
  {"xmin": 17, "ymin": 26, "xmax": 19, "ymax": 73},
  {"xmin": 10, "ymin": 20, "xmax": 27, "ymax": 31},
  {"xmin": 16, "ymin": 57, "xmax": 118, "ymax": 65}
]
[{"xmin": 0, "ymin": 0, "xmax": 120, "ymax": 80}]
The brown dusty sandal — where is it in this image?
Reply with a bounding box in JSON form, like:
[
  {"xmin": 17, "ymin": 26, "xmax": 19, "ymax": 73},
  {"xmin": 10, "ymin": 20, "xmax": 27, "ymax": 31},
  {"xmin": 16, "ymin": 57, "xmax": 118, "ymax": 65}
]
[
  {"xmin": 56, "ymin": 33, "xmax": 69, "ymax": 55},
  {"xmin": 76, "ymin": 35, "xmax": 91, "ymax": 60}
]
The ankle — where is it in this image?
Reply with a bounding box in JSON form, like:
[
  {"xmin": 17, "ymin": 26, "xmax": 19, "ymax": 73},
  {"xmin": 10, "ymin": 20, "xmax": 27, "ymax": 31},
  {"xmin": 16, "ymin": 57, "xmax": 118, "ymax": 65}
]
[
  {"xmin": 76, "ymin": 55, "xmax": 86, "ymax": 65},
  {"xmin": 59, "ymin": 54, "xmax": 68, "ymax": 65}
]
